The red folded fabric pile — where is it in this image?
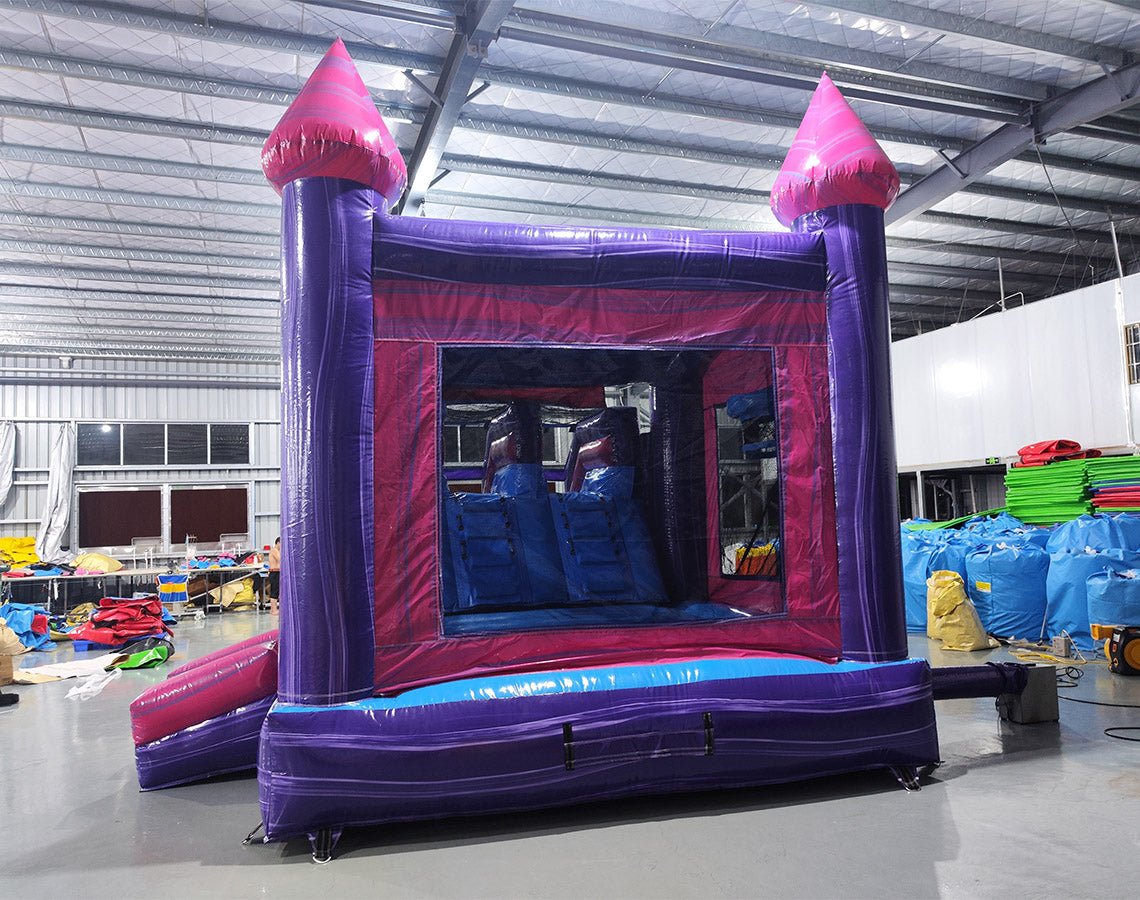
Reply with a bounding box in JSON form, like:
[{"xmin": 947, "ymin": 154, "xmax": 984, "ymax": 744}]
[
  {"xmin": 1012, "ymin": 439, "xmax": 1102, "ymax": 468},
  {"xmin": 69, "ymin": 596, "xmax": 172, "ymax": 647}
]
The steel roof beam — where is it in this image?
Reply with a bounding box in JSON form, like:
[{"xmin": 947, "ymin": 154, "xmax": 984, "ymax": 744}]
[
  {"xmin": 888, "ymin": 260, "xmax": 1060, "ymax": 288},
  {"xmin": 0, "ymin": 0, "xmax": 439, "ymax": 71},
  {"xmin": 0, "ymin": 179, "xmax": 278, "ymax": 217},
  {"xmin": 400, "ymin": 0, "xmax": 516, "ymax": 214},
  {"xmin": 0, "ymin": 238, "xmax": 276, "ymax": 269},
  {"xmin": 0, "ymin": 143, "xmax": 264, "ymax": 185},
  {"xmin": 455, "ymin": 114, "xmax": 860, "ymax": 173},
  {"xmin": 0, "ymin": 284, "xmax": 280, "ymax": 311},
  {"xmin": 0, "ymin": 309, "xmax": 279, "ymax": 335},
  {"xmin": 884, "ymin": 236, "xmax": 1102, "ymax": 268},
  {"xmin": 889, "ymin": 62, "xmax": 1140, "ymax": 225},
  {"xmin": 0, "ymin": 97, "xmax": 267, "ymax": 146},
  {"xmin": 804, "ymin": 0, "xmax": 1129, "ymax": 67},
  {"xmin": 0, "ymin": 335, "xmax": 280, "ymax": 361},
  {"xmin": 0, "ymin": 211, "xmax": 278, "ymax": 246},
  {"xmin": 917, "ymin": 210, "xmax": 1120, "ymax": 246},
  {"xmin": 0, "ymin": 262, "xmax": 276, "ymax": 291},
  {"xmin": 296, "ymin": 0, "xmax": 460, "ymax": 29}
]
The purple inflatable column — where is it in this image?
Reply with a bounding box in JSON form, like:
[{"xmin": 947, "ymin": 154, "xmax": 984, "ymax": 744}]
[
  {"xmin": 278, "ymin": 178, "xmax": 378, "ymax": 704},
  {"xmin": 262, "ymin": 39, "xmax": 407, "ymax": 704},
  {"xmin": 805, "ymin": 205, "xmax": 907, "ymax": 662},
  {"xmin": 771, "ymin": 74, "xmax": 907, "ymax": 662}
]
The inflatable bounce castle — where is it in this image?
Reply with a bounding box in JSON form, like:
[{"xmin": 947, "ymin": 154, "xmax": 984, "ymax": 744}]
[{"xmin": 131, "ymin": 40, "xmax": 955, "ymax": 859}]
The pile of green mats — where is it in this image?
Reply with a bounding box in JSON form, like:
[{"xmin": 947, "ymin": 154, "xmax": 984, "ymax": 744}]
[
  {"xmin": 1004, "ymin": 459, "xmax": 1092, "ymax": 524},
  {"xmin": 1086, "ymin": 456, "xmax": 1140, "ymax": 512}
]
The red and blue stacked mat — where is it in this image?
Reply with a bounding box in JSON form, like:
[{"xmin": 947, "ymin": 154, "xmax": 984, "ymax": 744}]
[{"xmin": 1087, "ymin": 456, "xmax": 1140, "ymax": 512}]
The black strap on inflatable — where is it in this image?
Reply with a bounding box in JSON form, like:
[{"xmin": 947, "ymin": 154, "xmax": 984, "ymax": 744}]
[{"xmin": 562, "ymin": 722, "xmax": 574, "ymax": 770}]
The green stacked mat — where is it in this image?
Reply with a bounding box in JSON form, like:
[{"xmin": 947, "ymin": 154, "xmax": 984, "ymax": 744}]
[{"xmin": 1004, "ymin": 458, "xmax": 1092, "ymax": 524}]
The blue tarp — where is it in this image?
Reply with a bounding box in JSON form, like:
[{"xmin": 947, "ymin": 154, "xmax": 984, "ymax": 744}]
[{"xmin": 0, "ymin": 601, "xmax": 54, "ymax": 650}]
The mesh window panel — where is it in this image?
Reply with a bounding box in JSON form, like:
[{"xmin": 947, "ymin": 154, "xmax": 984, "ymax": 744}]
[
  {"xmin": 77, "ymin": 423, "xmax": 121, "ymax": 466},
  {"xmin": 210, "ymin": 424, "xmax": 250, "ymax": 465},
  {"xmin": 167, "ymin": 424, "xmax": 208, "ymax": 465},
  {"xmin": 123, "ymin": 423, "xmax": 166, "ymax": 465}
]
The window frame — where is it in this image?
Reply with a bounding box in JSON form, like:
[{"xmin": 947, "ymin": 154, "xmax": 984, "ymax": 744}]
[
  {"xmin": 1126, "ymin": 323, "xmax": 1140, "ymax": 385},
  {"xmin": 74, "ymin": 421, "xmax": 253, "ymax": 470}
]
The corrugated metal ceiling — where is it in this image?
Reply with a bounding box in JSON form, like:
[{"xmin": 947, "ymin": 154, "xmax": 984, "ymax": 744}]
[{"xmin": 0, "ymin": 0, "xmax": 1137, "ymax": 361}]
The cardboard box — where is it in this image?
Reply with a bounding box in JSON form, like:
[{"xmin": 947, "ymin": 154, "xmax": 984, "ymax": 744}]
[{"xmin": 0, "ymin": 655, "xmax": 13, "ymax": 686}]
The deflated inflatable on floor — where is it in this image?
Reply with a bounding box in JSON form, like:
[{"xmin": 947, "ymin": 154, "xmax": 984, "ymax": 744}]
[{"xmin": 132, "ymin": 40, "xmax": 940, "ymax": 852}]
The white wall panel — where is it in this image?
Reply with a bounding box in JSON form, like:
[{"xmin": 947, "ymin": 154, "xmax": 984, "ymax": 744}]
[
  {"xmin": 892, "ymin": 275, "xmax": 1137, "ymax": 470},
  {"xmin": 0, "ymin": 354, "xmax": 282, "ymax": 547}
]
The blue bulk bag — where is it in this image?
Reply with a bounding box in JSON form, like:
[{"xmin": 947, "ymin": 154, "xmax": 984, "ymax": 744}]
[
  {"xmin": 965, "ymin": 542, "xmax": 1049, "ymax": 640},
  {"xmin": 1046, "ymin": 549, "xmax": 1140, "ymax": 651},
  {"xmin": 901, "ymin": 529, "xmax": 938, "ymax": 633},
  {"xmin": 1087, "ymin": 569, "xmax": 1140, "ymax": 629},
  {"xmin": 928, "ymin": 533, "xmax": 975, "ymax": 583},
  {"xmin": 1109, "ymin": 513, "xmax": 1140, "ymax": 549},
  {"xmin": 1045, "ymin": 514, "xmax": 1128, "ymax": 554}
]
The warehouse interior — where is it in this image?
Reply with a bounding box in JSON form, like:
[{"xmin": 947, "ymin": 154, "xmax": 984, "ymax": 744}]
[{"xmin": 1, "ymin": 2, "xmax": 1140, "ymax": 897}]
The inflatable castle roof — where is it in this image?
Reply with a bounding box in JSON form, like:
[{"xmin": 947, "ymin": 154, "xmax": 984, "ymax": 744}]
[
  {"xmin": 769, "ymin": 72, "xmax": 900, "ymax": 227},
  {"xmin": 261, "ymin": 37, "xmax": 407, "ymax": 206}
]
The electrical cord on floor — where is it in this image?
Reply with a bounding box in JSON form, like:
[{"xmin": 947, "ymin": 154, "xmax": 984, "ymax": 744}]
[{"xmin": 1053, "ymin": 666, "xmax": 1140, "ymax": 741}]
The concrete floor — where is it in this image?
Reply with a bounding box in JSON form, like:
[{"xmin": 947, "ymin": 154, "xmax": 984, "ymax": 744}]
[{"xmin": 2, "ymin": 612, "xmax": 1139, "ymax": 899}]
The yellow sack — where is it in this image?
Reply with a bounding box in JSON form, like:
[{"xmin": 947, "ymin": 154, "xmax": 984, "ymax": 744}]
[
  {"xmin": 66, "ymin": 602, "xmax": 97, "ymax": 627},
  {"xmin": 209, "ymin": 576, "xmax": 256, "ymax": 608},
  {"xmin": 926, "ymin": 570, "xmax": 998, "ymax": 652},
  {"xmin": 72, "ymin": 551, "xmax": 124, "ymax": 573}
]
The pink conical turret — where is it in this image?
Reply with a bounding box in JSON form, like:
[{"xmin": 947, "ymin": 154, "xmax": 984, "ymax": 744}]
[
  {"xmin": 769, "ymin": 73, "xmax": 899, "ymax": 228},
  {"xmin": 262, "ymin": 37, "xmax": 407, "ymax": 206}
]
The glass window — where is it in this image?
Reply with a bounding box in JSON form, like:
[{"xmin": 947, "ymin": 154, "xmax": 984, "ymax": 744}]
[
  {"xmin": 122, "ymin": 423, "xmax": 166, "ymax": 465},
  {"xmin": 442, "ymin": 425, "xmax": 460, "ymax": 463},
  {"xmin": 167, "ymin": 424, "xmax": 209, "ymax": 465},
  {"xmin": 209, "ymin": 423, "xmax": 250, "ymax": 465},
  {"xmin": 1126, "ymin": 323, "xmax": 1140, "ymax": 385},
  {"xmin": 76, "ymin": 423, "xmax": 121, "ymax": 466},
  {"xmin": 458, "ymin": 425, "xmax": 487, "ymax": 463},
  {"xmin": 542, "ymin": 426, "xmax": 558, "ymax": 464}
]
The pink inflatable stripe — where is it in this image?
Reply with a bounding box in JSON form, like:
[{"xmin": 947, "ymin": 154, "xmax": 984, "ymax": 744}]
[
  {"xmin": 129, "ymin": 640, "xmax": 278, "ymax": 746},
  {"xmin": 770, "ymin": 73, "xmax": 899, "ymax": 227},
  {"xmin": 165, "ymin": 628, "xmax": 278, "ymax": 680},
  {"xmin": 261, "ymin": 37, "xmax": 406, "ymax": 205}
]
